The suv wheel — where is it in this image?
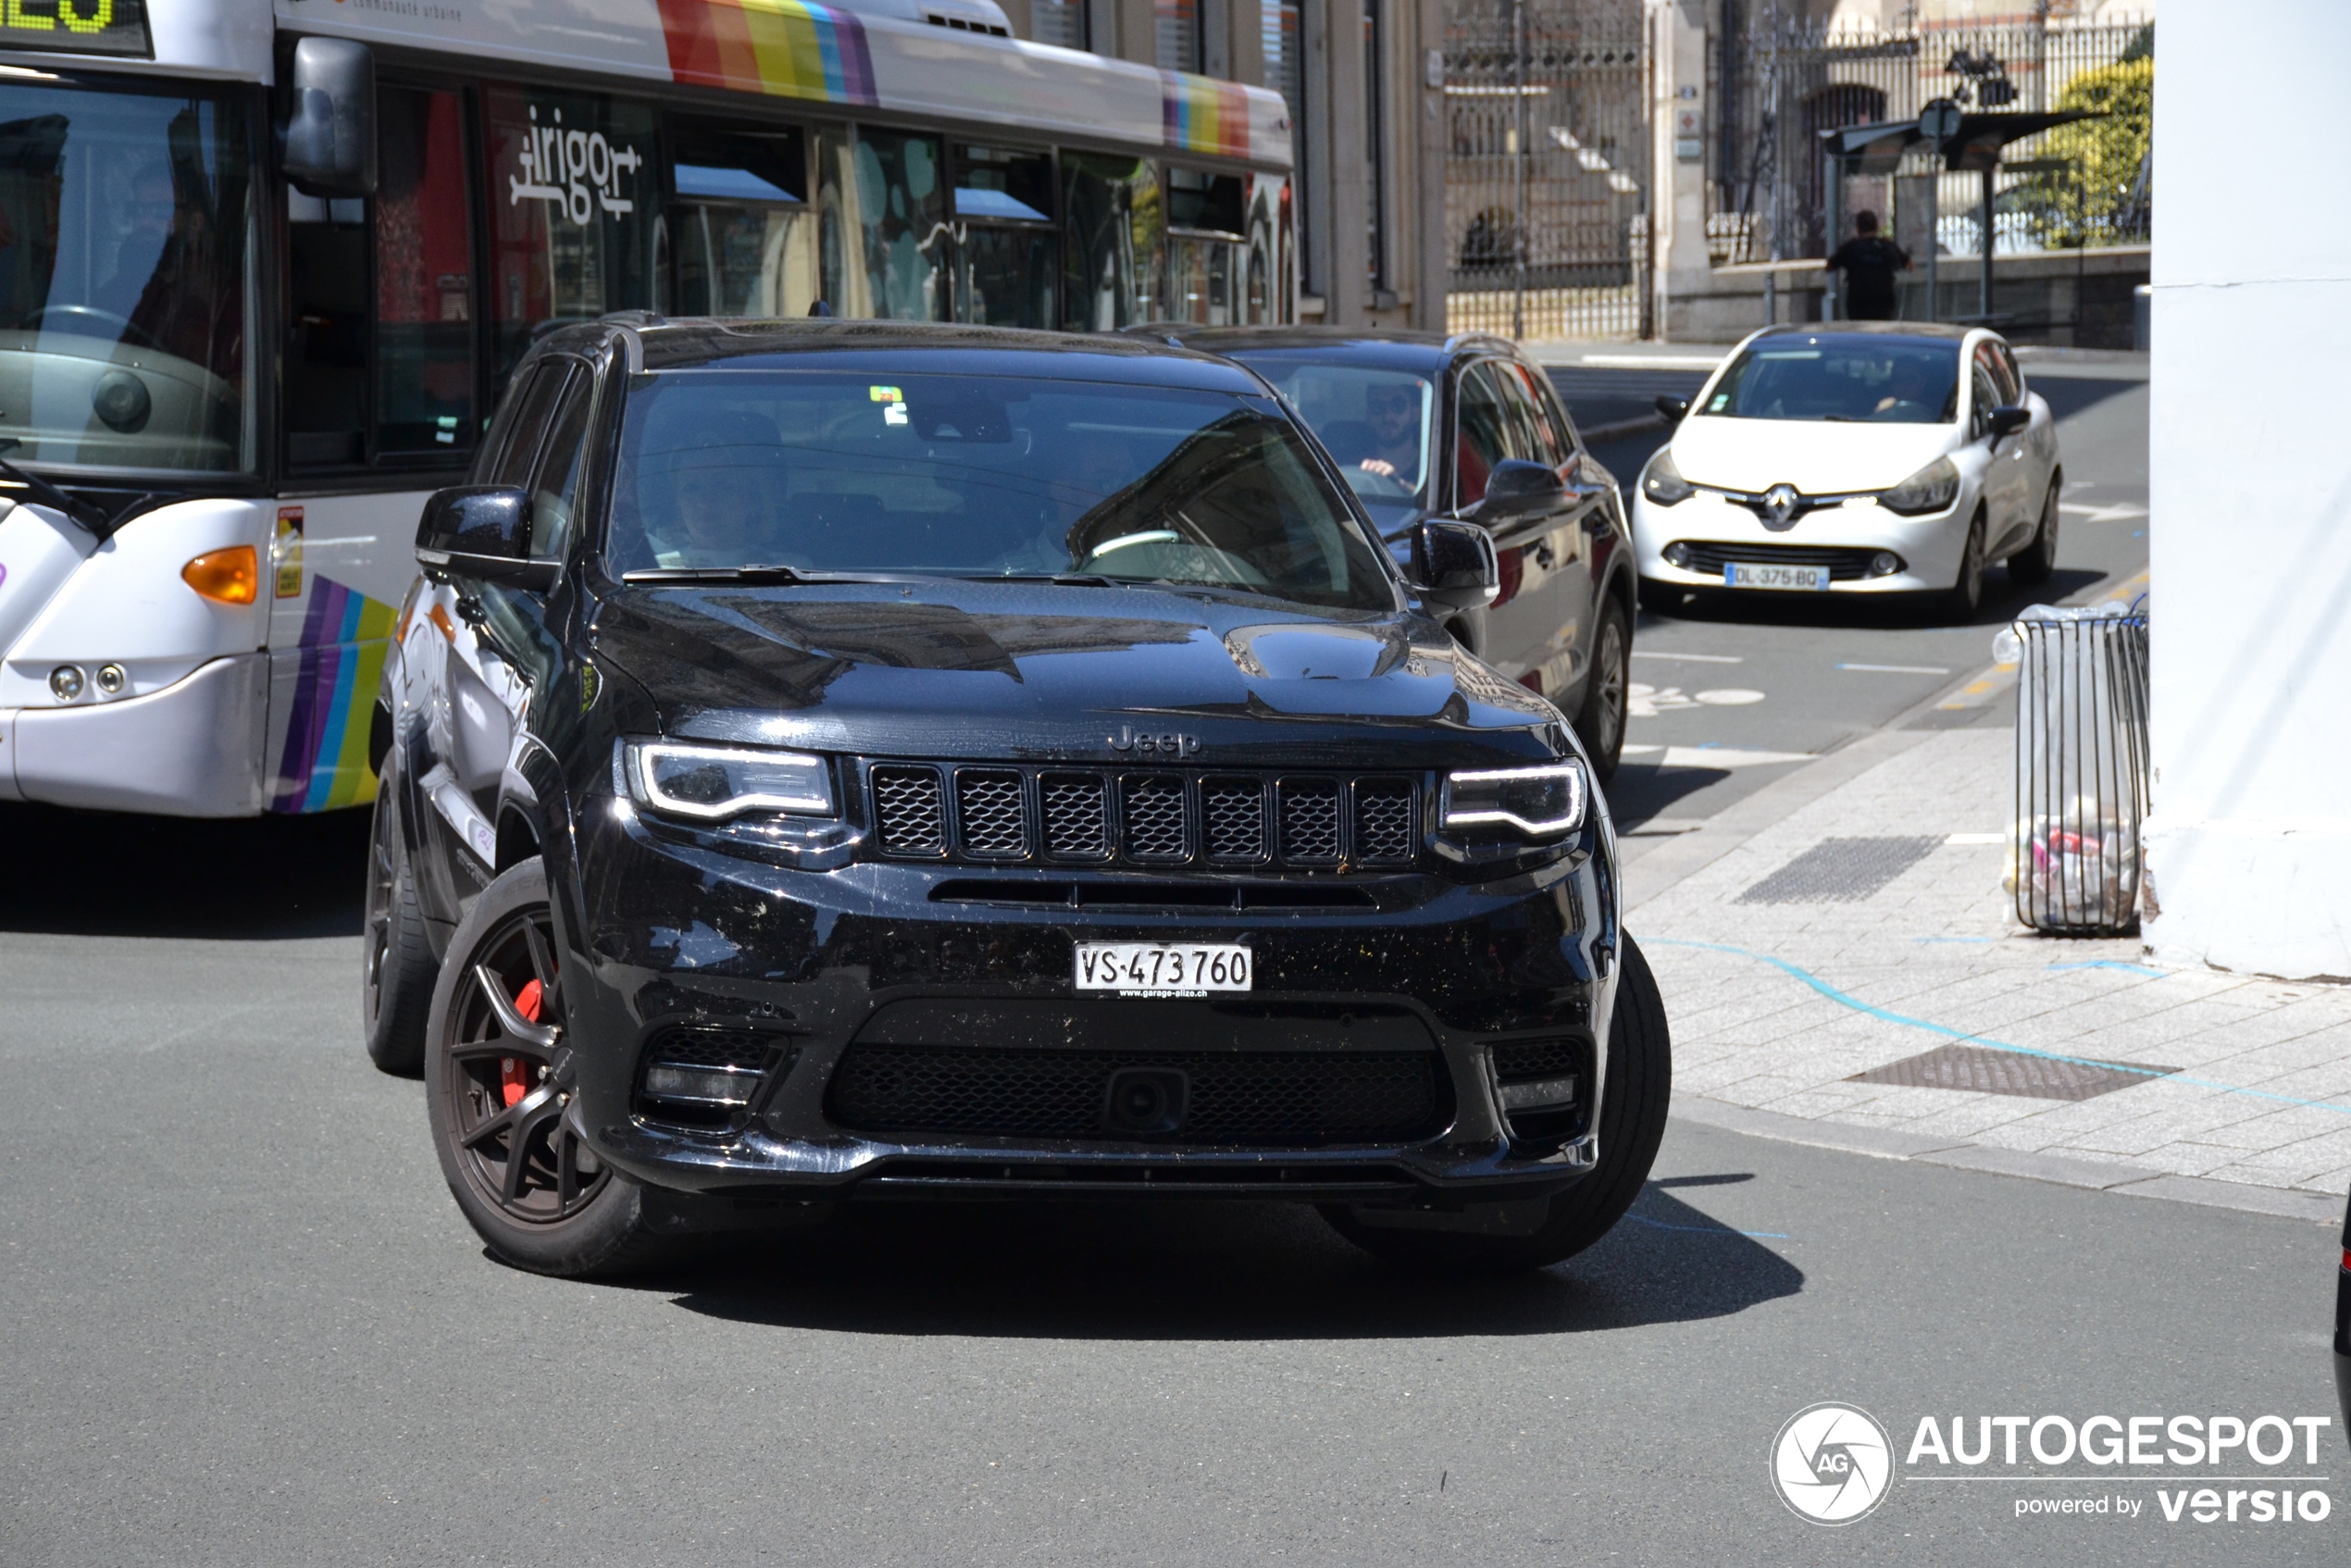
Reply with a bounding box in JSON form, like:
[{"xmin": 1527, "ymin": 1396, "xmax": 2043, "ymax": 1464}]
[
  {"xmin": 361, "ymin": 759, "xmax": 438, "ymax": 1076},
  {"xmin": 424, "ymin": 860, "xmax": 681, "ymax": 1278},
  {"xmin": 1320, "ymin": 935, "xmax": 1673, "ymax": 1271},
  {"xmin": 1574, "ymin": 599, "xmax": 1631, "ymax": 782}
]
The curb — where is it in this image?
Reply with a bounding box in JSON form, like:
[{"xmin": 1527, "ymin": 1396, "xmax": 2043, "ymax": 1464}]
[{"xmin": 1669, "ymin": 1095, "xmax": 2345, "ymax": 1226}]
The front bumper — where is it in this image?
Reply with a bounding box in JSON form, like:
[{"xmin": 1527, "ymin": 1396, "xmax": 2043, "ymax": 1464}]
[
  {"xmin": 1631, "ymin": 490, "xmax": 1969, "ymax": 595},
  {"xmin": 560, "ymin": 792, "xmax": 1619, "ymax": 1203},
  {"xmin": 2, "ymin": 654, "xmax": 269, "ymax": 816}
]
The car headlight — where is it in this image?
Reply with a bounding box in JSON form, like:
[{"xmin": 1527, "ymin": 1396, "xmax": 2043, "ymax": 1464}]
[
  {"xmin": 628, "ymin": 741, "xmax": 836, "ymax": 821},
  {"xmin": 1441, "ymin": 761, "xmax": 1587, "ymax": 838},
  {"xmin": 1880, "ymin": 455, "xmax": 1960, "ymax": 516},
  {"xmin": 1641, "ymin": 449, "xmax": 1695, "ymax": 505}
]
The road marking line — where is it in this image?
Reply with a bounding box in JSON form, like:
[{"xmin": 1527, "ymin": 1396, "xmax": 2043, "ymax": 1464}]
[
  {"xmin": 1632, "ymin": 650, "xmax": 1744, "ymax": 664},
  {"xmin": 1573, "ymin": 353, "xmax": 1723, "ymax": 369},
  {"xmin": 1944, "ymin": 832, "xmax": 2004, "ymax": 845},
  {"xmin": 1837, "ymin": 662, "xmax": 1952, "ymax": 675}
]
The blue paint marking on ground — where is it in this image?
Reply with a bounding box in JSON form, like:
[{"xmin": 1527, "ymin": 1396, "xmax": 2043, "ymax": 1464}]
[
  {"xmin": 1625, "ymin": 1211, "xmax": 1790, "ymax": 1240},
  {"xmin": 1649, "ymin": 937, "xmax": 2351, "ymax": 1118},
  {"xmin": 2046, "ymin": 960, "xmax": 2168, "ymax": 977}
]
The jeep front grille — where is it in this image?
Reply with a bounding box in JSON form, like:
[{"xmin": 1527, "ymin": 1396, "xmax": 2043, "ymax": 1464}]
[{"xmin": 863, "ymin": 763, "xmax": 1424, "ymax": 871}]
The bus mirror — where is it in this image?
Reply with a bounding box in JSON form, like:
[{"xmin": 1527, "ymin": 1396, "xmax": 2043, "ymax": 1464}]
[
  {"xmin": 417, "ymin": 486, "xmax": 554, "ymax": 588},
  {"xmin": 280, "ymin": 39, "xmax": 378, "ymax": 197}
]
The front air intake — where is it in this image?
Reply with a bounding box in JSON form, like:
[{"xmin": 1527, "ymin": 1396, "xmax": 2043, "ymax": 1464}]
[{"xmin": 637, "ymin": 1028, "xmax": 794, "ymax": 1129}]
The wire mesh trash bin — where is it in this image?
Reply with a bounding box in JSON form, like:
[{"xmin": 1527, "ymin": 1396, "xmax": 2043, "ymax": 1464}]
[{"xmin": 1999, "ymin": 602, "xmax": 2151, "ymax": 935}]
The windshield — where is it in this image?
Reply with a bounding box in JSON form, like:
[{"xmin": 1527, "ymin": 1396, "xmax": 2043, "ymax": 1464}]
[
  {"xmin": 606, "ymin": 371, "xmax": 1396, "ymax": 610},
  {"xmin": 0, "ymin": 79, "xmax": 254, "ymax": 473},
  {"xmin": 1235, "ymin": 358, "xmax": 1435, "ymax": 507},
  {"xmin": 1700, "ymin": 336, "xmax": 1959, "ymax": 425}
]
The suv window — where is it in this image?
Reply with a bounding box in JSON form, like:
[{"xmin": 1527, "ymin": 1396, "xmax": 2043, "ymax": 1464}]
[
  {"xmin": 482, "ymin": 364, "xmax": 569, "ymax": 488},
  {"xmin": 529, "ymin": 371, "xmax": 596, "ymax": 559},
  {"xmin": 1455, "ymin": 363, "xmax": 1512, "ymax": 506},
  {"xmin": 605, "ymin": 371, "xmax": 1393, "ymax": 610},
  {"xmin": 1498, "ymin": 361, "xmax": 1572, "ymax": 468}
]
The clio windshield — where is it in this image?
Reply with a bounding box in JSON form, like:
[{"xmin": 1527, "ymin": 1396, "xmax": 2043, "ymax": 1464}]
[{"xmin": 0, "ymin": 78, "xmax": 255, "ymax": 473}]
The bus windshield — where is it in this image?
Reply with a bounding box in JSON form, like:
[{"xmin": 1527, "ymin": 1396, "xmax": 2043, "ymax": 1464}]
[
  {"xmin": 0, "ymin": 79, "xmax": 254, "ymax": 474},
  {"xmin": 607, "ymin": 370, "xmax": 1396, "ymax": 611}
]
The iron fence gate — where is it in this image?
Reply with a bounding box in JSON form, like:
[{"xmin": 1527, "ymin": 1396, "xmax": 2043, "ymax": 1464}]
[
  {"xmin": 1445, "ymin": 0, "xmax": 1650, "ymax": 341},
  {"xmin": 1712, "ymin": 12, "xmax": 2152, "ymax": 269}
]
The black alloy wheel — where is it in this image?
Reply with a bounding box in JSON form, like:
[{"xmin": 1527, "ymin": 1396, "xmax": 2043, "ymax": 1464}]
[
  {"xmin": 1944, "ymin": 508, "xmax": 1988, "ymax": 620},
  {"xmin": 2008, "ymin": 474, "xmax": 2061, "ymax": 586},
  {"xmin": 1320, "ymin": 935, "xmax": 1673, "ymax": 1272},
  {"xmin": 424, "ymin": 860, "xmax": 679, "ymax": 1277},
  {"xmin": 1574, "ymin": 600, "xmax": 1631, "ymax": 783},
  {"xmin": 361, "ymin": 760, "xmax": 438, "ymax": 1075}
]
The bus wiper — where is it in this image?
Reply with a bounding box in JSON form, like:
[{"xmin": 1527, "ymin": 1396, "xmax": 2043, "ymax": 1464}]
[{"xmin": 0, "ymin": 441, "xmax": 114, "ymax": 539}]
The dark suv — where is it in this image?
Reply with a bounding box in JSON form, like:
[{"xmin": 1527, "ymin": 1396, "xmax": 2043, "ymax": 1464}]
[
  {"xmin": 1151, "ymin": 328, "xmax": 1634, "ymax": 780},
  {"xmin": 362, "ymin": 318, "xmax": 1669, "ymax": 1279}
]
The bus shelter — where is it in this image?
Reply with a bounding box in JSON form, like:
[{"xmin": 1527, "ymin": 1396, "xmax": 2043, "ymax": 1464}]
[{"xmin": 1818, "ymin": 107, "xmax": 2099, "ymax": 323}]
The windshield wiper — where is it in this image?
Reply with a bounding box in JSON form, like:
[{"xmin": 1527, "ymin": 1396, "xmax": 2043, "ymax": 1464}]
[
  {"xmin": 959, "ymin": 573, "xmax": 1123, "ymax": 588},
  {"xmin": 0, "ymin": 440, "xmax": 114, "ymax": 539},
  {"xmin": 621, "ymin": 565, "xmax": 899, "ymax": 586}
]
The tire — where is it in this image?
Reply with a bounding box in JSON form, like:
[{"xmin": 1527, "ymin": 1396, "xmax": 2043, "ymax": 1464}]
[
  {"xmin": 361, "ymin": 759, "xmax": 438, "ymax": 1076},
  {"xmin": 2008, "ymin": 474, "xmax": 2060, "ymax": 586},
  {"xmin": 1943, "ymin": 507, "xmax": 1988, "ymax": 621},
  {"xmin": 424, "ymin": 860, "xmax": 684, "ymax": 1278},
  {"xmin": 1320, "ymin": 935, "xmax": 1673, "ymax": 1272},
  {"xmin": 1636, "ymin": 577, "xmax": 1681, "ymax": 616},
  {"xmin": 1573, "ymin": 599, "xmax": 1631, "ymax": 783}
]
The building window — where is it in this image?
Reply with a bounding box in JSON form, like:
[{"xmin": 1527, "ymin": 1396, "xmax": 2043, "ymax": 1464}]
[
  {"xmin": 1156, "ymin": 0, "xmax": 1201, "ymax": 73},
  {"xmin": 1031, "ymin": 0, "xmax": 1088, "ymax": 50}
]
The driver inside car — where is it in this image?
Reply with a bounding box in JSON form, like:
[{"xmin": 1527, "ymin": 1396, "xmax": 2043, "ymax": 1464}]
[
  {"xmin": 640, "ymin": 413, "xmax": 791, "ymax": 568},
  {"xmin": 1353, "ymin": 380, "xmax": 1424, "ymax": 487}
]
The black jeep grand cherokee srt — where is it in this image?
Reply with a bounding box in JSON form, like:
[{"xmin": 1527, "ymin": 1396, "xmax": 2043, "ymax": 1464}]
[{"xmin": 363, "ymin": 317, "xmax": 1670, "ymax": 1278}]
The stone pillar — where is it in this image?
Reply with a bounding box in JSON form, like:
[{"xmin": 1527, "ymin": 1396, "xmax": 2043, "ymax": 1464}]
[
  {"xmin": 1412, "ymin": 0, "xmax": 1447, "ymax": 331},
  {"xmin": 1648, "ymin": 0, "xmax": 1711, "ymax": 340},
  {"xmin": 1312, "ymin": 0, "xmax": 1370, "ymax": 323},
  {"xmin": 1225, "ymin": 0, "xmax": 1264, "ymax": 85}
]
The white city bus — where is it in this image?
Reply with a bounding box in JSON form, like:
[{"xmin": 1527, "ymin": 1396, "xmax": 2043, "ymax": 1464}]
[{"xmin": 0, "ymin": 0, "xmax": 1291, "ymax": 818}]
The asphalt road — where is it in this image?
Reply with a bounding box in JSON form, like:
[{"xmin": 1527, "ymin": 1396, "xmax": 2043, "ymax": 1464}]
[
  {"xmin": 1538, "ymin": 355, "xmax": 2152, "ymax": 838},
  {"xmin": 1, "ymin": 805, "xmax": 2342, "ymax": 1566}
]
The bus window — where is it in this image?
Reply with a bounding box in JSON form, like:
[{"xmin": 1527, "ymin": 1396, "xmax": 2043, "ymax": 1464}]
[
  {"xmin": 816, "ymin": 126, "xmax": 948, "ymax": 321},
  {"xmin": 285, "ymin": 191, "xmax": 368, "ymax": 467},
  {"xmin": 661, "ymin": 125, "xmax": 815, "ymax": 317},
  {"xmin": 952, "ymin": 144, "xmax": 1055, "ymax": 329},
  {"xmin": 1165, "ymin": 168, "xmax": 1243, "ymax": 328},
  {"xmin": 1061, "ymin": 153, "xmax": 1163, "ymax": 331},
  {"xmin": 375, "ymin": 87, "xmax": 475, "ymax": 458},
  {"xmin": 1246, "ymin": 173, "xmax": 1285, "ymax": 324},
  {"xmin": 480, "ymin": 85, "xmax": 657, "ymax": 392}
]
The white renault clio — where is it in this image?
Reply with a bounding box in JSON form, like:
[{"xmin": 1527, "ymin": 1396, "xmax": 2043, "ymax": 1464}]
[{"xmin": 1631, "ymin": 323, "xmax": 2059, "ymax": 620}]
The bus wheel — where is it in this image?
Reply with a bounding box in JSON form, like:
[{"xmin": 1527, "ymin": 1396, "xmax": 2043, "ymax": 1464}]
[{"xmin": 361, "ymin": 763, "xmax": 438, "ymax": 1076}]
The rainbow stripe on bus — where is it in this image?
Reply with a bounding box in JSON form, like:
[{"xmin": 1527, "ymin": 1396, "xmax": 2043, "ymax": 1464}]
[
  {"xmin": 1161, "ymin": 72, "xmax": 1251, "ymax": 160},
  {"xmin": 658, "ymin": 0, "xmax": 879, "ymax": 108},
  {"xmin": 270, "ymin": 578, "xmax": 397, "ymax": 815}
]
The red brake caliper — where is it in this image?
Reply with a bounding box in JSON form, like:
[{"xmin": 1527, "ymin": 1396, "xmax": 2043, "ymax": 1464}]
[{"xmin": 498, "ymin": 979, "xmax": 545, "ymax": 1108}]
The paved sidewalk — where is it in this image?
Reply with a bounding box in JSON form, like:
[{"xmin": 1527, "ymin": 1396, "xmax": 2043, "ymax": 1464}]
[{"xmin": 1625, "ymin": 721, "xmax": 2351, "ymax": 1225}]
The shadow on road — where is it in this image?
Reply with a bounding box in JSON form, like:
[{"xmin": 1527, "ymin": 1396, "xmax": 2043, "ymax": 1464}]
[
  {"xmin": 1601, "ymin": 760, "xmax": 1733, "ymax": 831},
  {"xmin": 651, "ymin": 1182, "xmax": 1803, "ymax": 1340},
  {"xmin": 1637, "ymin": 562, "xmax": 2112, "ymax": 636},
  {"xmin": 0, "ymin": 802, "xmax": 369, "ymax": 940}
]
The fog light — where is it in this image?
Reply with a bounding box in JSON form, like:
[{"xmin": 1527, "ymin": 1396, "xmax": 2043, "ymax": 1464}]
[
  {"xmin": 642, "ymin": 1064, "xmax": 761, "ymax": 1108},
  {"xmin": 1499, "ymin": 1075, "xmax": 1579, "ymax": 1111},
  {"xmin": 48, "ymin": 664, "xmax": 83, "ymax": 701},
  {"xmin": 1868, "ymin": 551, "xmax": 1904, "ymax": 577},
  {"xmin": 94, "ymin": 663, "xmax": 127, "ymax": 695},
  {"xmin": 1661, "ymin": 541, "xmax": 1692, "ymax": 569}
]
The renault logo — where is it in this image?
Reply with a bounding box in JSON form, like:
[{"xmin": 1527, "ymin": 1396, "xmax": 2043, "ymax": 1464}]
[{"xmin": 1761, "ymin": 483, "xmax": 1802, "ymax": 531}]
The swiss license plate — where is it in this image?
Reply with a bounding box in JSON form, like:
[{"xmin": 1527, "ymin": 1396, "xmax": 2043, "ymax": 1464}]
[
  {"xmin": 1075, "ymin": 942, "xmax": 1253, "ymax": 996},
  {"xmin": 1724, "ymin": 561, "xmax": 1830, "ymax": 591}
]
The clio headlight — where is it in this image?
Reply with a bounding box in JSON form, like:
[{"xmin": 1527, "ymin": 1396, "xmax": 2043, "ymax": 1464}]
[
  {"xmin": 1641, "ymin": 448, "xmax": 1695, "ymax": 505},
  {"xmin": 628, "ymin": 741, "xmax": 836, "ymax": 821},
  {"xmin": 1880, "ymin": 455, "xmax": 1960, "ymax": 516},
  {"xmin": 1441, "ymin": 760, "xmax": 1587, "ymax": 839}
]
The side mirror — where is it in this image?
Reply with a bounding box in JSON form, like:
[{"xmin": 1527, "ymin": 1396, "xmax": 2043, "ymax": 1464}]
[
  {"xmin": 1474, "ymin": 457, "xmax": 1568, "ymax": 524},
  {"xmin": 1655, "ymin": 394, "xmax": 1690, "ymax": 423},
  {"xmin": 1987, "ymin": 404, "xmax": 2031, "ymax": 441},
  {"xmin": 417, "ymin": 486, "xmax": 556, "ymax": 589},
  {"xmin": 280, "ymin": 39, "xmax": 377, "ymax": 197},
  {"xmin": 1411, "ymin": 519, "xmax": 1500, "ymax": 612}
]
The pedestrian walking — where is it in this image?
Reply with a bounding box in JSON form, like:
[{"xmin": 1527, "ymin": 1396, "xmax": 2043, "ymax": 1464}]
[{"xmin": 1826, "ymin": 210, "xmax": 1911, "ymax": 321}]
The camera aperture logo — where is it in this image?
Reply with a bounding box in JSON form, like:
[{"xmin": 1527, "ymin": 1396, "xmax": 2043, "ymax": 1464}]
[{"xmin": 1773, "ymin": 1403, "xmax": 1895, "ymax": 1524}]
